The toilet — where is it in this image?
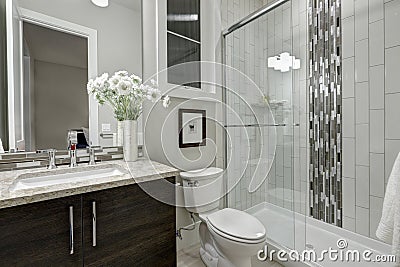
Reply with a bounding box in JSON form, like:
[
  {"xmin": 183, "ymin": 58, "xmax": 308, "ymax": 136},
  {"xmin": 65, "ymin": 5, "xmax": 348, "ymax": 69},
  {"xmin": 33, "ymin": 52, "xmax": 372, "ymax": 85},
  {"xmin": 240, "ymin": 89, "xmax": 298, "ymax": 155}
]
[{"xmin": 180, "ymin": 168, "xmax": 266, "ymax": 267}]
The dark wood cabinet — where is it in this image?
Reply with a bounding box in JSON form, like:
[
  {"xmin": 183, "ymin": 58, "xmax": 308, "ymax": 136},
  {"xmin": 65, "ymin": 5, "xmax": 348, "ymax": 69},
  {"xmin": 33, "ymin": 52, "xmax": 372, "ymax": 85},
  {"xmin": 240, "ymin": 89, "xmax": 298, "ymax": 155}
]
[
  {"xmin": 82, "ymin": 181, "xmax": 176, "ymax": 267},
  {"xmin": 0, "ymin": 195, "xmax": 83, "ymax": 266},
  {"xmin": 0, "ymin": 179, "xmax": 176, "ymax": 267}
]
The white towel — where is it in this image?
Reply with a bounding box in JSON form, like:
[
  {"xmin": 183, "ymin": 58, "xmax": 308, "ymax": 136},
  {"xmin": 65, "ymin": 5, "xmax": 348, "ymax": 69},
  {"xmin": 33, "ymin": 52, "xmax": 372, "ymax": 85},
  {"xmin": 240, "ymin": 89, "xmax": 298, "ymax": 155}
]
[{"xmin": 376, "ymin": 152, "xmax": 400, "ymax": 264}]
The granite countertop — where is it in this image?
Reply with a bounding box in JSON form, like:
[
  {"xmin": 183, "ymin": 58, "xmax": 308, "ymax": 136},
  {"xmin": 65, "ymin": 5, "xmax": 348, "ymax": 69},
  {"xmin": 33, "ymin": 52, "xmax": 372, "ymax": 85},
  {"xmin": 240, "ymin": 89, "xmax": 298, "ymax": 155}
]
[{"xmin": 0, "ymin": 159, "xmax": 179, "ymax": 209}]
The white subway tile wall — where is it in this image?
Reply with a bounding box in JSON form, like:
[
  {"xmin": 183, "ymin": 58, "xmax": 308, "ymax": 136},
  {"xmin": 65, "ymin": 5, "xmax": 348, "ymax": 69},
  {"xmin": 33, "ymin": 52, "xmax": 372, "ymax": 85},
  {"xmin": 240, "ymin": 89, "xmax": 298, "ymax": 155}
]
[
  {"xmin": 343, "ymin": 58, "xmax": 355, "ymax": 98},
  {"xmin": 356, "ymin": 206, "xmax": 370, "ymax": 236},
  {"xmin": 343, "ymin": 177, "xmax": 356, "ymax": 218},
  {"xmin": 369, "ymin": 65, "xmax": 384, "ymax": 109},
  {"xmin": 342, "ymin": 16, "xmax": 355, "ymax": 59},
  {"xmin": 341, "ymin": 0, "xmax": 400, "ymax": 239}
]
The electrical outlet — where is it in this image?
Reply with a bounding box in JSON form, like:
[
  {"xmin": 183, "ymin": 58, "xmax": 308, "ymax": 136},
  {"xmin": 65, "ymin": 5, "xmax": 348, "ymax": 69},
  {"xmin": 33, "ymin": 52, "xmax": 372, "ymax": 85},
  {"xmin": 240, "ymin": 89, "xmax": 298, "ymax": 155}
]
[{"xmin": 102, "ymin": 123, "xmax": 111, "ymax": 132}]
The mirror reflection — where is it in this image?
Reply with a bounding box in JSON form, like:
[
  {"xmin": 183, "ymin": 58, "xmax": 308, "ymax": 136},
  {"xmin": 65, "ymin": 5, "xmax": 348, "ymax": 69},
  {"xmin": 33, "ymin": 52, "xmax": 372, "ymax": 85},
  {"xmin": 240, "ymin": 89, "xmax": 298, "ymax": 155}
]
[
  {"xmin": 2, "ymin": 0, "xmax": 142, "ymax": 152},
  {"xmin": 22, "ymin": 22, "xmax": 89, "ymax": 151}
]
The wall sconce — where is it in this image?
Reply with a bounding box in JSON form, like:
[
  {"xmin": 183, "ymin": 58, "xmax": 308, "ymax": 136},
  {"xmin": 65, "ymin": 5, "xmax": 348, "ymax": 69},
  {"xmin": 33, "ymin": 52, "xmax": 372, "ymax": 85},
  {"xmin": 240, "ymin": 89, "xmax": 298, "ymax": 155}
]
[{"xmin": 268, "ymin": 52, "xmax": 300, "ymax": 72}]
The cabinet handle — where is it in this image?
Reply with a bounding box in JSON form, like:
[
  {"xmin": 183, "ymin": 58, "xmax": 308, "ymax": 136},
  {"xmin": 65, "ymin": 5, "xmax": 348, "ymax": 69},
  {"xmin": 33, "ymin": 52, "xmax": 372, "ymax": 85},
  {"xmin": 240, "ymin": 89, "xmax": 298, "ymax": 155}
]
[
  {"xmin": 92, "ymin": 201, "xmax": 97, "ymax": 247},
  {"xmin": 69, "ymin": 206, "xmax": 74, "ymax": 255}
]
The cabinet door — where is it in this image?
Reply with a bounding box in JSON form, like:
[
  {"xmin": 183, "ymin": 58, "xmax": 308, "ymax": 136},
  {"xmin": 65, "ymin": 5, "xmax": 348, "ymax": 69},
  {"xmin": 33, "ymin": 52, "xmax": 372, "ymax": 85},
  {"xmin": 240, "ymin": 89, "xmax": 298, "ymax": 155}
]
[
  {"xmin": 82, "ymin": 181, "xmax": 176, "ymax": 267},
  {"xmin": 143, "ymin": 0, "xmax": 218, "ymax": 99},
  {"xmin": 0, "ymin": 195, "xmax": 83, "ymax": 266}
]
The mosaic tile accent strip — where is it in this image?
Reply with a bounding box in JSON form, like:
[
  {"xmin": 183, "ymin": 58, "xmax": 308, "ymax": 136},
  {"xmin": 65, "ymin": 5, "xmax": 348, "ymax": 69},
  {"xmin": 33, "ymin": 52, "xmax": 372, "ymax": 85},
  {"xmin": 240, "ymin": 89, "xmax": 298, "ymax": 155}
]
[
  {"xmin": 0, "ymin": 147, "xmax": 124, "ymax": 172},
  {"xmin": 308, "ymin": 0, "xmax": 342, "ymax": 226}
]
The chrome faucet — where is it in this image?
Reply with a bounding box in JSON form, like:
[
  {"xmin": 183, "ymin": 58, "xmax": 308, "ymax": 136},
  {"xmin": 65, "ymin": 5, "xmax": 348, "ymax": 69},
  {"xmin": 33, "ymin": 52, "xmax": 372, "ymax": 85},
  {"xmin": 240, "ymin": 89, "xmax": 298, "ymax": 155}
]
[
  {"xmin": 88, "ymin": 147, "xmax": 96, "ymax": 166},
  {"xmin": 67, "ymin": 130, "xmax": 78, "ymax": 148},
  {"xmin": 36, "ymin": 149, "xmax": 57, "ymax": 170},
  {"xmin": 69, "ymin": 144, "xmax": 78, "ymax": 168},
  {"xmin": 48, "ymin": 149, "xmax": 57, "ymax": 170},
  {"xmin": 67, "ymin": 130, "xmax": 78, "ymax": 168}
]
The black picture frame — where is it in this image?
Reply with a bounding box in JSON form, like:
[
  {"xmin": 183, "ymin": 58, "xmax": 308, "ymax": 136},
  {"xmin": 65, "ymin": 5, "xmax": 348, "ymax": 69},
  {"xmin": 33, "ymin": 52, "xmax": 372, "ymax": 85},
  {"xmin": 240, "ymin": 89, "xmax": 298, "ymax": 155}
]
[{"xmin": 178, "ymin": 109, "xmax": 206, "ymax": 148}]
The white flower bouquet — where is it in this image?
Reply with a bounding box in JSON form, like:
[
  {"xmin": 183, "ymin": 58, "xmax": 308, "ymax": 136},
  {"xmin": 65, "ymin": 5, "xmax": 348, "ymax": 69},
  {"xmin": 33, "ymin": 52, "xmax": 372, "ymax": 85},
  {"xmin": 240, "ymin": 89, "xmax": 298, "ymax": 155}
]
[{"xmin": 87, "ymin": 70, "xmax": 170, "ymax": 121}]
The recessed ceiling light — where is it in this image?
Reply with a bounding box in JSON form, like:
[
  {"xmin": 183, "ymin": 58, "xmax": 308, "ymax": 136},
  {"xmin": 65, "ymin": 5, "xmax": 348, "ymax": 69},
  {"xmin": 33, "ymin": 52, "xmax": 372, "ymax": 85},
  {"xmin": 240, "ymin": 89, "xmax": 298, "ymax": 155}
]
[{"xmin": 91, "ymin": 0, "xmax": 109, "ymax": 7}]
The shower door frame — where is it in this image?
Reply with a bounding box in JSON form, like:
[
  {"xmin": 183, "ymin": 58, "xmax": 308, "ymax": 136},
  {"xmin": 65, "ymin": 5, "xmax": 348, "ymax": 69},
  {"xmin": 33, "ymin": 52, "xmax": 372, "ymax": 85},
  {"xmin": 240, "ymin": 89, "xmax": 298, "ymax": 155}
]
[{"xmin": 221, "ymin": 0, "xmax": 292, "ymax": 207}]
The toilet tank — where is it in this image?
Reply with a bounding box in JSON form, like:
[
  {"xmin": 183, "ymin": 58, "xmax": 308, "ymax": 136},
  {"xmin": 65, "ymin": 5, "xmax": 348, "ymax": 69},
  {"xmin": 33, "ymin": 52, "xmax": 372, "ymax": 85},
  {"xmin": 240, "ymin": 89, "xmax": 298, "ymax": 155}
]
[{"xmin": 180, "ymin": 167, "xmax": 224, "ymax": 214}]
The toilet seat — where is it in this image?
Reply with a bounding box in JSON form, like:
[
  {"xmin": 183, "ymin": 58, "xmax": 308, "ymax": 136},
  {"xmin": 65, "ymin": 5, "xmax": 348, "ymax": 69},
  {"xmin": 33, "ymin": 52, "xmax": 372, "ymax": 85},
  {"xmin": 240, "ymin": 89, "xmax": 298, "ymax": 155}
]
[
  {"xmin": 198, "ymin": 209, "xmax": 218, "ymax": 222},
  {"xmin": 207, "ymin": 222, "xmax": 266, "ymax": 244},
  {"xmin": 206, "ymin": 208, "xmax": 266, "ymax": 244}
]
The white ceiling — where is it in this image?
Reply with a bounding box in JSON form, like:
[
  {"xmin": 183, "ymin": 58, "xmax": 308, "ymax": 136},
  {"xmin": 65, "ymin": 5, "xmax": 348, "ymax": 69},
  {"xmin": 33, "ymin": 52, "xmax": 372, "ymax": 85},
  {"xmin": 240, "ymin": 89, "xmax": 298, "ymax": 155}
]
[
  {"xmin": 112, "ymin": 0, "xmax": 141, "ymax": 12},
  {"xmin": 23, "ymin": 22, "xmax": 88, "ymax": 69}
]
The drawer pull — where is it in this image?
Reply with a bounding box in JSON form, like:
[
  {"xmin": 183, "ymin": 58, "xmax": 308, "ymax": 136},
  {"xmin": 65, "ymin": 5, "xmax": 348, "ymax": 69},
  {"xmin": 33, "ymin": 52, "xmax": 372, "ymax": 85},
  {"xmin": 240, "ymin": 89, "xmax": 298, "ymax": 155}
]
[
  {"xmin": 92, "ymin": 201, "xmax": 97, "ymax": 247},
  {"xmin": 69, "ymin": 206, "xmax": 74, "ymax": 255}
]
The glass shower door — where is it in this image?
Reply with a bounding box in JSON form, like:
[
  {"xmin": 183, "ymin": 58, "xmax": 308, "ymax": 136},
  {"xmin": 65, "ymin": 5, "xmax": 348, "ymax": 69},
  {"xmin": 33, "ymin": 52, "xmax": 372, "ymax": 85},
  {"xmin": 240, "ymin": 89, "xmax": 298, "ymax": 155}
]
[{"xmin": 223, "ymin": 0, "xmax": 300, "ymax": 251}]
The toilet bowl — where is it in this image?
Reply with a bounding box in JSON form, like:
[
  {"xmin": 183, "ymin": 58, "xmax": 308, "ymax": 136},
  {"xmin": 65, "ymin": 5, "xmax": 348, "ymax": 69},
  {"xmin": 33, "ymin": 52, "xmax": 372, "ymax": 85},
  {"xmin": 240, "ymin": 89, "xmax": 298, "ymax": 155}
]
[{"xmin": 180, "ymin": 168, "xmax": 267, "ymax": 267}]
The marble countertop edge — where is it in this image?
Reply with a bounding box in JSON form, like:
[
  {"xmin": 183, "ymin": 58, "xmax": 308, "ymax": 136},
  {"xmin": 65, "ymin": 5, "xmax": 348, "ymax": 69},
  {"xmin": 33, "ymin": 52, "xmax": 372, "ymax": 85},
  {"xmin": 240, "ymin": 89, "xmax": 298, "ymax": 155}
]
[{"xmin": 0, "ymin": 159, "xmax": 180, "ymax": 209}]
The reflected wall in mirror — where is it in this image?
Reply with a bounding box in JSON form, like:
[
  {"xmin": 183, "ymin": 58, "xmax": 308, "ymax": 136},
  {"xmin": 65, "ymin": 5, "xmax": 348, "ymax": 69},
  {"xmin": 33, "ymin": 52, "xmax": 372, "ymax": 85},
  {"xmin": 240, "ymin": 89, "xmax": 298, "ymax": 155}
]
[
  {"xmin": 2, "ymin": 0, "xmax": 142, "ymax": 152},
  {"xmin": 23, "ymin": 22, "xmax": 89, "ymax": 150},
  {"xmin": 0, "ymin": 0, "xmax": 7, "ymax": 151}
]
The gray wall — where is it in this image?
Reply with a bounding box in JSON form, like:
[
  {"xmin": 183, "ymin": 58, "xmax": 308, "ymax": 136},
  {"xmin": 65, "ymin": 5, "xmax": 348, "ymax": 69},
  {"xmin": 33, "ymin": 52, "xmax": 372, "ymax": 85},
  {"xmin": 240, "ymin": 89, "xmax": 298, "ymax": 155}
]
[
  {"xmin": 18, "ymin": 0, "xmax": 142, "ymax": 146},
  {"xmin": 34, "ymin": 60, "xmax": 88, "ymax": 150},
  {"xmin": 142, "ymin": 0, "xmax": 221, "ymax": 251},
  {"xmin": 144, "ymin": 98, "xmax": 217, "ymax": 171},
  {"xmin": 0, "ymin": 0, "xmax": 8, "ymax": 150},
  {"xmin": 143, "ymin": 97, "xmax": 218, "ymax": 252}
]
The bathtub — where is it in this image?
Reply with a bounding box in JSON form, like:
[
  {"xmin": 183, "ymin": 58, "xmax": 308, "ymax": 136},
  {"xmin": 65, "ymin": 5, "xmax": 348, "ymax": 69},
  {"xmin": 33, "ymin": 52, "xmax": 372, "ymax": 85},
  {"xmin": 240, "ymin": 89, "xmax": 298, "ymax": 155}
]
[{"xmin": 247, "ymin": 202, "xmax": 396, "ymax": 266}]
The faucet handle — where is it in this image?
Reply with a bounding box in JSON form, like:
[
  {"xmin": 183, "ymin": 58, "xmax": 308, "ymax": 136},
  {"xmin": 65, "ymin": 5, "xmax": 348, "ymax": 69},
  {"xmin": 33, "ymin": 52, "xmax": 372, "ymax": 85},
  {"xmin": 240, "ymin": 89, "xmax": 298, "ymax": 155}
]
[
  {"xmin": 88, "ymin": 146, "xmax": 96, "ymax": 166},
  {"xmin": 67, "ymin": 130, "xmax": 78, "ymax": 147},
  {"xmin": 47, "ymin": 148, "xmax": 57, "ymax": 154}
]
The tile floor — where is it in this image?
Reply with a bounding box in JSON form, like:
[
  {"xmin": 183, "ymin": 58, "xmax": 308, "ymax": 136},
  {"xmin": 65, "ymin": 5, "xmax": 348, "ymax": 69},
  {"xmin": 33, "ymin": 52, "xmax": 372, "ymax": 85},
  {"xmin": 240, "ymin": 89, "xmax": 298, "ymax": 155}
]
[
  {"xmin": 177, "ymin": 244, "xmax": 205, "ymax": 267},
  {"xmin": 177, "ymin": 244, "xmax": 284, "ymax": 267}
]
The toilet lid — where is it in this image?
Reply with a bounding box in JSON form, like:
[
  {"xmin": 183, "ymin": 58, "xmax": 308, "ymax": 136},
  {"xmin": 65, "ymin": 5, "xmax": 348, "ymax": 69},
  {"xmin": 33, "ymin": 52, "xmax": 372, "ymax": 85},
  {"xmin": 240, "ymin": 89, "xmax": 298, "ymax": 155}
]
[
  {"xmin": 207, "ymin": 208, "xmax": 266, "ymax": 241},
  {"xmin": 180, "ymin": 167, "xmax": 223, "ymax": 180}
]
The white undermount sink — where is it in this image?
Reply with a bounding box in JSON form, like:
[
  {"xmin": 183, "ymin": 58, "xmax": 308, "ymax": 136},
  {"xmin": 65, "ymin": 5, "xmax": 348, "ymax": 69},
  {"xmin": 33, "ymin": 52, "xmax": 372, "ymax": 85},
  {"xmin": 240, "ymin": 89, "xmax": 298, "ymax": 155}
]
[{"xmin": 11, "ymin": 165, "xmax": 126, "ymax": 191}]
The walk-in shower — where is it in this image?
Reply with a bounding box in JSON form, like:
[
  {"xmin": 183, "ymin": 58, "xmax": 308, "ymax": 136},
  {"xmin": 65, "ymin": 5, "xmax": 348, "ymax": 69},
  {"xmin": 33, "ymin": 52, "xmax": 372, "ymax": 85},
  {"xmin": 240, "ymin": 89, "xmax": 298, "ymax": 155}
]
[{"xmin": 221, "ymin": 0, "xmax": 393, "ymax": 266}]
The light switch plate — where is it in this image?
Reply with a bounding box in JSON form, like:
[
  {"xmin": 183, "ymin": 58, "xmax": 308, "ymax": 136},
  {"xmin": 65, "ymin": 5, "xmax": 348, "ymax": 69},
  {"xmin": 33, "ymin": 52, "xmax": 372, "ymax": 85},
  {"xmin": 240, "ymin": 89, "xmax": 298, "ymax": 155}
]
[{"xmin": 102, "ymin": 123, "xmax": 111, "ymax": 132}]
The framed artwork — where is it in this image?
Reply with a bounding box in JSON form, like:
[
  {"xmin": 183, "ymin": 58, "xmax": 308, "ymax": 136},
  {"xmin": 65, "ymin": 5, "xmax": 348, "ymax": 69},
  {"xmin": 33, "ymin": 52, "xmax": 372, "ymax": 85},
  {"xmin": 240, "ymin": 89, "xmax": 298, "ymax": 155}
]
[{"xmin": 178, "ymin": 109, "xmax": 206, "ymax": 148}]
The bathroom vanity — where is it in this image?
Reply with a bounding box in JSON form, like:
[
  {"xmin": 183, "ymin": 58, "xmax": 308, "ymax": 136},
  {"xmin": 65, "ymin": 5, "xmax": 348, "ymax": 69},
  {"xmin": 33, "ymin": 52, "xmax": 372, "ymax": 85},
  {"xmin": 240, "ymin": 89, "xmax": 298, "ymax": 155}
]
[{"xmin": 0, "ymin": 160, "xmax": 179, "ymax": 266}]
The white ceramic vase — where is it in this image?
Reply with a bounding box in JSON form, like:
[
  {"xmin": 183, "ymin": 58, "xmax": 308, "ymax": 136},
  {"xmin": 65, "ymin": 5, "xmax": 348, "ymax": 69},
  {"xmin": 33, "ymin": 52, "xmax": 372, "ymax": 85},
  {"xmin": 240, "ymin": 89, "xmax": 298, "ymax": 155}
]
[
  {"xmin": 123, "ymin": 120, "xmax": 138, "ymax": 162},
  {"xmin": 117, "ymin": 121, "xmax": 124, "ymax": 146}
]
